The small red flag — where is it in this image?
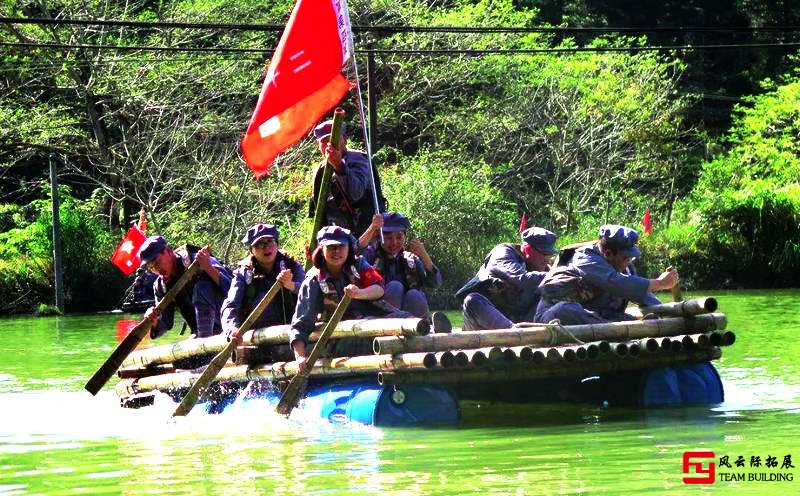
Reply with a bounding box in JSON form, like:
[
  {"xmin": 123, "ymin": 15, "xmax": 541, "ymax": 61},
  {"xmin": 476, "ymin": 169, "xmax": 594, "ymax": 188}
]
[
  {"xmin": 241, "ymin": 0, "xmax": 353, "ymax": 177},
  {"xmin": 111, "ymin": 224, "xmax": 147, "ymax": 276},
  {"xmin": 137, "ymin": 207, "xmax": 147, "ymax": 232},
  {"xmin": 642, "ymin": 207, "xmax": 653, "ymax": 235},
  {"xmin": 518, "ymin": 213, "xmax": 528, "ymax": 235}
]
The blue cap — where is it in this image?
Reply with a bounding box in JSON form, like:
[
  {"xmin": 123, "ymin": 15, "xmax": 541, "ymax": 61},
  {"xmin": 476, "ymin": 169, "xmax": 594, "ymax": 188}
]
[
  {"xmin": 521, "ymin": 227, "xmax": 558, "ymax": 255},
  {"xmin": 317, "ymin": 226, "xmax": 357, "ymax": 247},
  {"xmin": 313, "ymin": 120, "xmax": 347, "ymax": 141},
  {"xmin": 381, "ymin": 212, "xmax": 411, "ymax": 233},
  {"xmin": 138, "ymin": 235, "xmax": 168, "ymax": 265},
  {"xmin": 599, "ymin": 225, "xmax": 641, "ymax": 257},
  {"xmin": 241, "ymin": 223, "xmax": 279, "ymax": 247}
]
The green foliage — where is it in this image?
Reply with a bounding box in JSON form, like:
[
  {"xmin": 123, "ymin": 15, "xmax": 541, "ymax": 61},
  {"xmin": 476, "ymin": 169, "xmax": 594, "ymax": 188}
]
[
  {"xmin": 0, "ymin": 191, "xmax": 128, "ymax": 313},
  {"xmin": 381, "ymin": 149, "xmax": 516, "ymax": 305},
  {"xmin": 675, "ymin": 77, "xmax": 800, "ymax": 288}
]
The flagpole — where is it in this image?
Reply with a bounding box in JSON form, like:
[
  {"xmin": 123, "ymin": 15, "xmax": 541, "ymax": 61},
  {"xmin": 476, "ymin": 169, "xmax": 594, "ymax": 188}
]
[{"xmin": 341, "ymin": 0, "xmax": 383, "ymax": 242}]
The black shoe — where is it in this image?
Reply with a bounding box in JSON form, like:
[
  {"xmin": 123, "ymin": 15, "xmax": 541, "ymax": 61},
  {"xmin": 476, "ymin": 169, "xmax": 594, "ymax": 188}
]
[{"xmin": 431, "ymin": 311, "xmax": 452, "ymax": 333}]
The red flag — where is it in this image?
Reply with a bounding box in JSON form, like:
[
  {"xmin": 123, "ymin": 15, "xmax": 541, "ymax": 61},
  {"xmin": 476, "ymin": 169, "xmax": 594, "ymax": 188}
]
[
  {"xmin": 137, "ymin": 207, "xmax": 147, "ymax": 232},
  {"xmin": 642, "ymin": 207, "xmax": 653, "ymax": 235},
  {"xmin": 518, "ymin": 213, "xmax": 528, "ymax": 235},
  {"xmin": 241, "ymin": 0, "xmax": 353, "ymax": 177},
  {"xmin": 111, "ymin": 224, "xmax": 147, "ymax": 276}
]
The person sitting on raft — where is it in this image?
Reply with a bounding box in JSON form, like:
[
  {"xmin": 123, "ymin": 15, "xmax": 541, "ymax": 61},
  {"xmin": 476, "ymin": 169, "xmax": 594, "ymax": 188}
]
[
  {"xmin": 289, "ymin": 226, "xmax": 407, "ymax": 372},
  {"xmin": 221, "ymin": 223, "xmax": 305, "ymax": 343},
  {"xmin": 358, "ymin": 212, "xmax": 451, "ymax": 333},
  {"xmin": 456, "ymin": 227, "xmax": 558, "ymax": 331},
  {"xmin": 534, "ymin": 224, "xmax": 678, "ymax": 325},
  {"xmin": 139, "ymin": 235, "xmax": 232, "ymax": 339}
]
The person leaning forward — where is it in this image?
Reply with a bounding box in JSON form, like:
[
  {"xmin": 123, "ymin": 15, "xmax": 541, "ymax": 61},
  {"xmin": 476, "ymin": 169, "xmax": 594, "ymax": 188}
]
[
  {"xmin": 456, "ymin": 227, "xmax": 558, "ymax": 331},
  {"xmin": 534, "ymin": 224, "xmax": 678, "ymax": 325},
  {"xmin": 289, "ymin": 226, "xmax": 407, "ymax": 373},
  {"xmin": 139, "ymin": 235, "xmax": 232, "ymax": 339},
  {"xmin": 358, "ymin": 212, "xmax": 450, "ymax": 332},
  {"xmin": 308, "ymin": 119, "xmax": 386, "ymax": 237},
  {"xmin": 220, "ymin": 223, "xmax": 305, "ymax": 343}
]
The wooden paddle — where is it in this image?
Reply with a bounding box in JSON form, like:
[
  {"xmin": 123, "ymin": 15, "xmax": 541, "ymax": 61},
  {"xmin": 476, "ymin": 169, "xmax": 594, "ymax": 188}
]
[
  {"xmin": 275, "ymin": 294, "xmax": 352, "ymax": 416},
  {"xmin": 171, "ymin": 280, "xmax": 283, "ymax": 417},
  {"xmin": 667, "ymin": 266, "xmax": 683, "ymax": 302},
  {"xmin": 306, "ymin": 108, "xmax": 346, "ymax": 270},
  {"xmin": 85, "ymin": 254, "xmax": 202, "ymax": 395}
]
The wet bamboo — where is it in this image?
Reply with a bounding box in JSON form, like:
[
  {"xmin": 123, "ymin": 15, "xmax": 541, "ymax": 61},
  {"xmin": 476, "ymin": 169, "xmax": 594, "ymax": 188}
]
[
  {"xmin": 373, "ymin": 313, "xmax": 727, "ymax": 355},
  {"xmin": 172, "ymin": 280, "xmax": 282, "ymax": 418},
  {"xmin": 85, "ymin": 255, "xmax": 202, "ymax": 395},
  {"xmin": 377, "ymin": 348, "xmax": 723, "ymax": 386},
  {"xmin": 117, "ymin": 364, "xmax": 175, "ymax": 379},
  {"xmin": 123, "ymin": 317, "xmax": 426, "ymax": 369},
  {"xmin": 117, "ymin": 351, "xmax": 434, "ymax": 397},
  {"xmin": 639, "ymin": 297, "xmax": 718, "ymax": 317}
]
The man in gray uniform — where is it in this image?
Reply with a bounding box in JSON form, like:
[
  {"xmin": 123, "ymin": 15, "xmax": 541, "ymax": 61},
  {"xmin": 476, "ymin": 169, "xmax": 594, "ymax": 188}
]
[
  {"xmin": 534, "ymin": 224, "xmax": 678, "ymax": 325},
  {"xmin": 456, "ymin": 227, "xmax": 558, "ymax": 331},
  {"xmin": 309, "ymin": 120, "xmax": 386, "ymax": 236},
  {"xmin": 139, "ymin": 236, "xmax": 232, "ymax": 339}
]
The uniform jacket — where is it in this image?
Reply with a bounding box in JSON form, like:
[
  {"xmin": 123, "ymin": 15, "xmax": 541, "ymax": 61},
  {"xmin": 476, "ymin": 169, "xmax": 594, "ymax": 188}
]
[
  {"xmin": 456, "ymin": 243, "xmax": 547, "ymax": 321},
  {"xmin": 288, "ymin": 256, "xmax": 385, "ymax": 346},
  {"xmin": 152, "ymin": 245, "xmax": 232, "ymax": 335},
  {"xmin": 220, "ymin": 251, "xmax": 305, "ymax": 335},
  {"xmin": 309, "ymin": 149, "xmax": 387, "ymax": 236},
  {"xmin": 361, "ymin": 244, "xmax": 442, "ymax": 291},
  {"xmin": 538, "ymin": 243, "xmax": 661, "ymax": 318}
]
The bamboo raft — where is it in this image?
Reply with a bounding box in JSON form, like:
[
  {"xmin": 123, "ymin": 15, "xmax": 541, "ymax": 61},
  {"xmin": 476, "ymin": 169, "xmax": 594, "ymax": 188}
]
[{"xmin": 115, "ymin": 297, "xmax": 733, "ymax": 412}]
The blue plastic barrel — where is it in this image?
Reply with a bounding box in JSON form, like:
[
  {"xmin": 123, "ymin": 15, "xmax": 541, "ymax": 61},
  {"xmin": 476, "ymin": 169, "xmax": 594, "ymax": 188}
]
[
  {"xmin": 301, "ymin": 380, "xmax": 461, "ymax": 426},
  {"xmin": 638, "ymin": 362, "xmax": 724, "ymax": 407}
]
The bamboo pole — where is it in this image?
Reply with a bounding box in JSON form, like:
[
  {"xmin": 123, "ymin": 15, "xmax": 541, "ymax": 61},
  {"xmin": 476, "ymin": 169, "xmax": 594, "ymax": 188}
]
[
  {"xmin": 123, "ymin": 317, "xmax": 427, "ymax": 369},
  {"xmin": 85, "ymin": 254, "xmax": 203, "ymax": 395},
  {"xmin": 377, "ymin": 347, "xmax": 723, "ymax": 386},
  {"xmin": 172, "ymin": 280, "xmax": 282, "ymax": 418},
  {"xmin": 117, "ymin": 341, "xmax": 726, "ymax": 399},
  {"xmin": 306, "ymin": 108, "xmax": 346, "ymax": 269},
  {"xmin": 276, "ymin": 295, "xmax": 351, "ymax": 415},
  {"xmin": 372, "ymin": 313, "xmax": 727, "ymax": 355},
  {"xmin": 117, "ymin": 351, "xmax": 434, "ymax": 397},
  {"xmin": 639, "ymin": 297, "xmax": 717, "ymax": 317},
  {"xmin": 118, "ymin": 364, "xmax": 175, "ymax": 379}
]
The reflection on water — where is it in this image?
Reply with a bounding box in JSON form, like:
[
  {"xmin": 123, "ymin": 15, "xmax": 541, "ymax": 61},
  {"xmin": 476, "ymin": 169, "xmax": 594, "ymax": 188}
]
[{"xmin": 0, "ymin": 290, "xmax": 799, "ymax": 494}]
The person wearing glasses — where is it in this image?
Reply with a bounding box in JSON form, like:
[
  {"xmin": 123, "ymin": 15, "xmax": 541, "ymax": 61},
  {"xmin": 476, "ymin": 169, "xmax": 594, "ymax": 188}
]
[
  {"xmin": 138, "ymin": 235, "xmax": 232, "ymax": 339},
  {"xmin": 534, "ymin": 225, "xmax": 678, "ymax": 325},
  {"xmin": 221, "ymin": 224, "xmax": 305, "ymax": 344},
  {"xmin": 456, "ymin": 227, "xmax": 558, "ymax": 331}
]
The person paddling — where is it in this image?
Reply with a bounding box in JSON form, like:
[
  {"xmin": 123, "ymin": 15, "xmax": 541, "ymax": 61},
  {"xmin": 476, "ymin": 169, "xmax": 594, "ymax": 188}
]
[
  {"xmin": 456, "ymin": 227, "xmax": 558, "ymax": 331},
  {"xmin": 221, "ymin": 224, "xmax": 305, "ymax": 346},
  {"xmin": 139, "ymin": 236, "xmax": 232, "ymax": 339},
  {"xmin": 534, "ymin": 224, "xmax": 678, "ymax": 325},
  {"xmin": 289, "ymin": 226, "xmax": 405, "ymax": 372}
]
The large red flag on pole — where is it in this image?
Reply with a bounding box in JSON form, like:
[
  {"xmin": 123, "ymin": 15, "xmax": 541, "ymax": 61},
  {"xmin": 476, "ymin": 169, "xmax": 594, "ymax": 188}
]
[
  {"xmin": 110, "ymin": 224, "xmax": 147, "ymax": 276},
  {"xmin": 241, "ymin": 0, "xmax": 353, "ymax": 177}
]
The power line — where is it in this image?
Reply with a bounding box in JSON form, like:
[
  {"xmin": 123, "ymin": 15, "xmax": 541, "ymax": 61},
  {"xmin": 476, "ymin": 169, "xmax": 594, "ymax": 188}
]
[
  {"xmin": 3, "ymin": 16, "xmax": 800, "ymax": 34},
  {"xmin": 2, "ymin": 40, "xmax": 799, "ymax": 55}
]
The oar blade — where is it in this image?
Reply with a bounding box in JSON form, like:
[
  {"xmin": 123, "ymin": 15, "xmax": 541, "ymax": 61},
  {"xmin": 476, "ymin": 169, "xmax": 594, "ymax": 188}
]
[
  {"xmin": 85, "ymin": 320, "xmax": 150, "ymax": 395},
  {"xmin": 171, "ymin": 340, "xmax": 237, "ymax": 417}
]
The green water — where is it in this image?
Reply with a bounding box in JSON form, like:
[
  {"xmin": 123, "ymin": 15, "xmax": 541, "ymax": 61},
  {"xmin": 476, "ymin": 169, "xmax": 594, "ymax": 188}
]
[{"xmin": 1, "ymin": 291, "xmax": 799, "ymax": 494}]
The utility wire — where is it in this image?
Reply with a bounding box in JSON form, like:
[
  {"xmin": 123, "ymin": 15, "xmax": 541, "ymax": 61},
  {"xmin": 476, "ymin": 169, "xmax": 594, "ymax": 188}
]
[
  {"xmin": 3, "ymin": 16, "xmax": 800, "ymax": 34},
  {"xmin": 2, "ymin": 40, "xmax": 799, "ymax": 55}
]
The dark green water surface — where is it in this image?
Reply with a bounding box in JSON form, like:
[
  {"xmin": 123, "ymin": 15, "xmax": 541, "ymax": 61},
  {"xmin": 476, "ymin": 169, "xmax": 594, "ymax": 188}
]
[{"xmin": 1, "ymin": 290, "xmax": 798, "ymax": 494}]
